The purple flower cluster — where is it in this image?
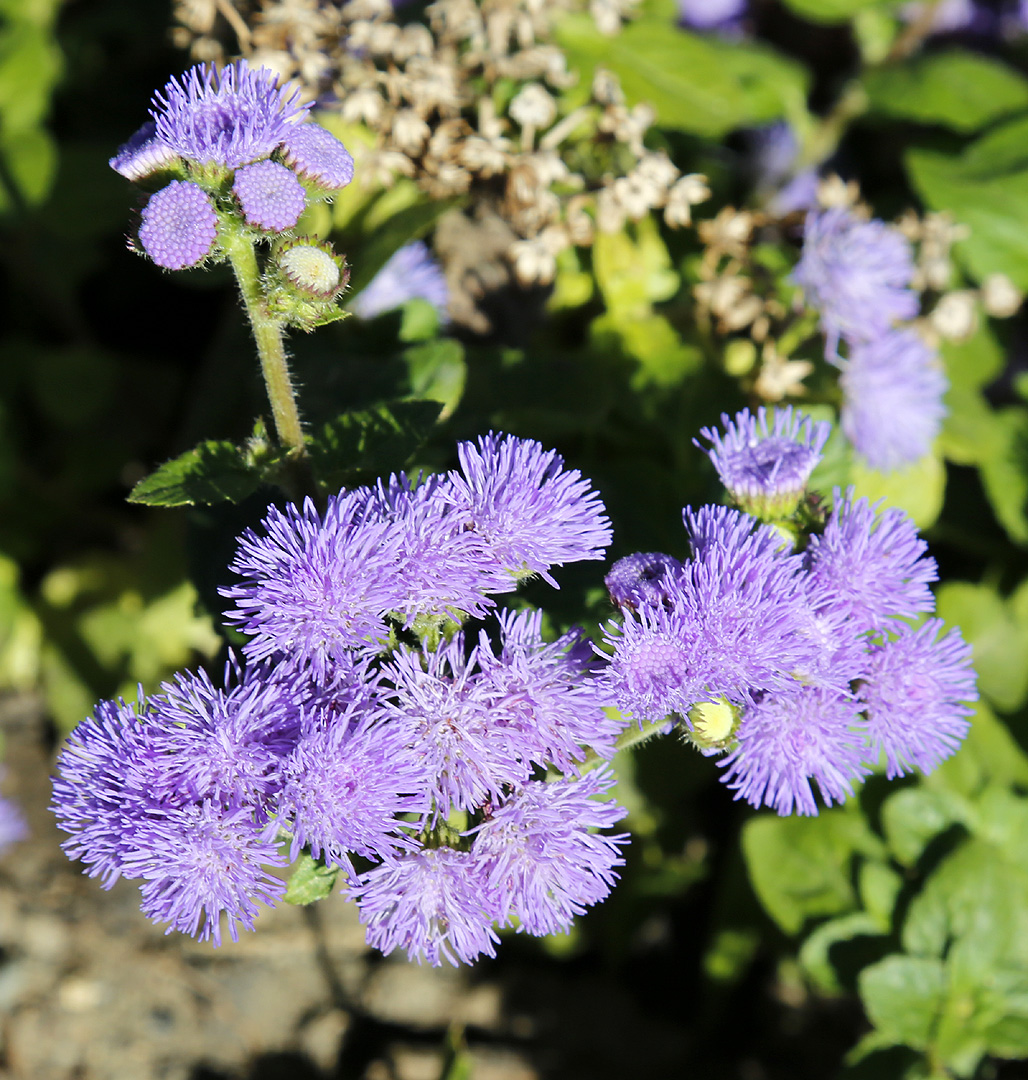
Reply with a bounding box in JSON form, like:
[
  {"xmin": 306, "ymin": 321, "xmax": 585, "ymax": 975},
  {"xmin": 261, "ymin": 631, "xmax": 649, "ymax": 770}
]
[
  {"xmin": 604, "ymin": 409, "xmax": 977, "ymax": 816},
  {"xmin": 678, "ymin": 0, "xmax": 747, "ymax": 31},
  {"xmin": 111, "ymin": 61, "xmax": 354, "ymax": 270},
  {"xmin": 52, "ymin": 435, "xmax": 629, "ymax": 960},
  {"xmin": 794, "ymin": 207, "xmax": 947, "ymax": 470}
]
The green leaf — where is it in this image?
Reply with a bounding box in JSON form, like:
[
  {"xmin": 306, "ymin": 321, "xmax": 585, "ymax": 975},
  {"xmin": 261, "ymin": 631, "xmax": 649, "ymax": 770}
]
[
  {"xmin": 907, "ymin": 131, "xmax": 1028, "ymax": 288},
  {"xmin": 850, "ymin": 451, "xmax": 945, "ymax": 530},
  {"xmin": 978, "ymin": 406, "xmax": 1028, "ymax": 545},
  {"xmin": 881, "ymin": 787, "xmax": 968, "ymax": 867},
  {"xmin": 936, "ymin": 581, "xmax": 1028, "ymax": 712},
  {"xmin": 0, "ymin": 20, "xmax": 62, "ymax": 131},
  {"xmin": 864, "ymin": 51, "xmax": 1028, "ymax": 133},
  {"xmin": 930, "ymin": 701, "xmax": 1028, "ymax": 795},
  {"xmin": 742, "ymin": 808, "xmax": 882, "ymax": 934},
  {"xmin": 781, "ymin": 0, "xmax": 892, "ymax": 22},
  {"xmin": 0, "ymin": 125, "xmax": 55, "ymax": 210},
  {"xmin": 284, "ymin": 854, "xmax": 340, "ymax": 905},
  {"xmin": 859, "ymin": 955, "xmax": 947, "ymax": 1050},
  {"xmin": 554, "ymin": 14, "xmax": 807, "ymax": 136},
  {"xmin": 800, "ymin": 911, "xmax": 884, "ymax": 993},
  {"xmin": 308, "ymin": 399, "xmax": 444, "ymax": 491},
  {"xmin": 403, "ymin": 339, "xmax": 466, "ymax": 420},
  {"xmin": 128, "ymin": 441, "xmax": 264, "ymax": 508}
]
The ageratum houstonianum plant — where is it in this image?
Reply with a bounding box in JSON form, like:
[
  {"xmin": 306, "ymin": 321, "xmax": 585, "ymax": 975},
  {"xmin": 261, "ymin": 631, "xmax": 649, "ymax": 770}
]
[{"xmin": 51, "ymin": 60, "xmax": 979, "ymax": 960}]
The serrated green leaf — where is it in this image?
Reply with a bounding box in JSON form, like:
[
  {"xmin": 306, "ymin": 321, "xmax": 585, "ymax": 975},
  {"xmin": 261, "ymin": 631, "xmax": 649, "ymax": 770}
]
[
  {"xmin": 307, "ymin": 398, "xmax": 443, "ymax": 491},
  {"xmin": 859, "ymin": 955, "xmax": 947, "ymax": 1050},
  {"xmin": 128, "ymin": 441, "xmax": 263, "ymax": 508},
  {"xmin": 284, "ymin": 854, "xmax": 340, "ymax": 905},
  {"xmin": 864, "ymin": 51, "xmax": 1028, "ymax": 133}
]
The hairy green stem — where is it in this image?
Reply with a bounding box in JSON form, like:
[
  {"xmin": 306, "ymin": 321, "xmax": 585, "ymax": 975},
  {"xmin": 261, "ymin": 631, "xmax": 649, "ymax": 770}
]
[
  {"xmin": 579, "ymin": 712, "xmax": 675, "ymax": 773},
  {"xmin": 222, "ymin": 229, "xmax": 306, "ymax": 456}
]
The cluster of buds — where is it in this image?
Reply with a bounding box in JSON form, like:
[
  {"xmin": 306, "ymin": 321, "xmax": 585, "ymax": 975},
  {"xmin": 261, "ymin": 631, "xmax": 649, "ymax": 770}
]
[
  {"xmin": 172, "ymin": 0, "xmax": 709, "ymax": 293},
  {"xmin": 111, "ymin": 60, "xmax": 354, "ymax": 330}
]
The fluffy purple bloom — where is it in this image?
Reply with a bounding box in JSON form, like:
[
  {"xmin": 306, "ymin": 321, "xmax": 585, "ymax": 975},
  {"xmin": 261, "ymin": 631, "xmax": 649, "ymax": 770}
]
[
  {"xmin": 137, "ymin": 180, "xmax": 218, "ymax": 270},
  {"xmin": 475, "ymin": 608, "xmax": 626, "ymax": 769},
  {"xmin": 840, "ymin": 329, "xmax": 948, "ymax": 471},
  {"xmin": 678, "ymin": 0, "xmax": 746, "ymax": 30},
  {"xmin": 605, "ymin": 551, "xmax": 683, "ymax": 611},
  {"xmin": 351, "ymin": 241, "xmax": 450, "ymax": 320},
  {"xmin": 50, "ymin": 696, "xmax": 164, "ymax": 888},
  {"xmin": 859, "ymin": 619, "xmax": 976, "ymax": 778},
  {"xmin": 123, "ymin": 800, "xmax": 287, "ymax": 946},
  {"xmin": 719, "ymin": 687, "xmax": 871, "ymax": 816},
  {"xmin": 109, "ymin": 120, "xmax": 180, "ymax": 181},
  {"xmin": 361, "ymin": 472, "xmax": 505, "ymax": 621},
  {"xmin": 0, "ymin": 792, "xmax": 27, "ymax": 853},
  {"xmin": 900, "ymin": 0, "xmax": 981, "ymax": 32},
  {"xmin": 150, "ymin": 60, "xmax": 309, "ymax": 169},
  {"xmin": 145, "ymin": 663, "xmax": 300, "ymax": 810},
  {"xmin": 443, "ymin": 433, "xmax": 613, "ymax": 588},
  {"xmin": 793, "ymin": 207, "xmax": 919, "ymax": 357},
  {"xmin": 696, "ymin": 406, "xmax": 830, "ymax": 518},
  {"xmin": 471, "ymin": 770, "xmax": 628, "ymax": 936},
  {"xmin": 232, "ymin": 159, "xmax": 306, "ymax": 232},
  {"xmin": 222, "ymin": 491, "xmax": 404, "ymax": 679},
  {"xmin": 279, "ymin": 121, "xmax": 355, "ymax": 190},
  {"xmin": 603, "ymin": 507, "xmax": 814, "ymax": 720},
  {"xmin": 805, "ymin": 490, "xmax": 938, "ymax": 634},
  {"xmin": 352, "ymin": 846, "xmax": 500, "ymax": 966},
  {"xmin": 276, "ymin": 693, "xmax": 427, "ymax": 876},
  {"xmin": 381, "ymin": 630, "xmax": 539, "ymax": 814}
]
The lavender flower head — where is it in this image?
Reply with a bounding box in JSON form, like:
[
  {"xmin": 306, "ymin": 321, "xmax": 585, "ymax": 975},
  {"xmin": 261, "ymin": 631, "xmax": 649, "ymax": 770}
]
[
  {"xmin": 696, "ymin": 406, "xmax": 830, "ymax": 518},
  {"xmin": 443, "ymin": 432, "xmax": 613, "ymax": 588},
  {"xmin": 353, "ymin": 847, "xmax": 501, "ymax": 966},
  {"xmin": 859, "ymin": 619, "xmax": 977, "ymax": 778},
  {"xmin": 149, "ymin": 60, "xmax": 309, "ymax": 170},
  {"xmin": 793, "ymin": 207, "xmax": 919, "ymax": 358},
  {"xmin": 840, "ymin": 328, "xmax": 948, "ymax": 471},
  {"xmin": 472, "ymin": 769, "xmax": 628, "ymax": 936},
  {"xmin": 805, "ymin": 489, "xmax": 938, "ymax": 634},
  {"xmin": 719, "ymin": 687, "xmax": 871, "ymax": 816},
  {"xmin": 279, "ymin": 121, "xmax": 355, "ymax": 190},
  {"xmin": 350, "ymin": 241, "xmax": 450, "ymax": 321}
]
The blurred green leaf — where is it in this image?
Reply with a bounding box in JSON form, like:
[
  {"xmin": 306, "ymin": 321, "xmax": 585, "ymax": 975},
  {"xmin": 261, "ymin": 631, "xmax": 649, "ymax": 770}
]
[
  {"xmin": 850, "ymin": 451, "xmax": 945, "ymax": 529},
  {"xmin": 402, "ymin": 339, "xmax": 466, "ymax": 421},
  {"xmin": 936, "ymin": 582, "xmax": 1028, "ymax": 712},
  {"xmin": 859, "ymin": 955, "xmax": 947, "ymax": 1051},
  {"xmin": 742, "ymin": 807, "xmax": 883, "ymax": 934},
  {"xmin": 308, "ymin": 398, "xmax": 443, "ymax": 491},
  {"xmin": 800, "ymin": 911, "xmax": 884, "ymax": 992},
  {"xmin": 284, "ymin": 854, "xmax": 340, "ymax": 905},
  {"xmin": 554, "ymin": 14, "xmax": 807, "ymax": 136},
  {"xmin": 881, "ymin": 787, "xmax": 968, "ymax": 867},
  {"xmin": 907, "ymin": 129, "xmax": 1028, "ymax": 288},
  {"xmin": 864, "ymin": 51, "xmax": 1028, "ymax": 133},
  {"xmin": 782, "ymin": 0, "xmax": 892, "ymax": 22}
]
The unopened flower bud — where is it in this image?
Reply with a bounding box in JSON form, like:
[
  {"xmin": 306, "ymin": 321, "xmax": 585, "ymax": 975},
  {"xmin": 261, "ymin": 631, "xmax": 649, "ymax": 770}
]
[
  {"xmin": 688, "ymin": 699, "xmax": 739, "ymax": 751},
  {"xmin": 137, "ymin": 180, "xmax": 218, "ymax": 270},
  {"xmin": 233, "ymin": 159, "xmax": 307, "ymax": 232},
  {"xmin": 278, "ymin": 240, "xmax": 347, "ymax": 297}
]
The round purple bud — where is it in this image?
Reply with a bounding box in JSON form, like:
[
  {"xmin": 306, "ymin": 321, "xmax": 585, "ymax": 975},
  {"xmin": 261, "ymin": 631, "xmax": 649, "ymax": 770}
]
[
  {"xmin": 278, "ymin": 122, "xmax": 355, "ymax": 190},
  {"xmin": 605, "ymin": 552, "xmax": 682, "ymax": 611},
  {"xmin": 110, "ymin": 121, "xmax": 180, "ymax": 181},
  {"xmin": 137, "ymin": 180, "xmax": 218, "ymax": 270},
  {"xmin": 232, "ymin": 159, "xmax": 307, "ymax": 232}
]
